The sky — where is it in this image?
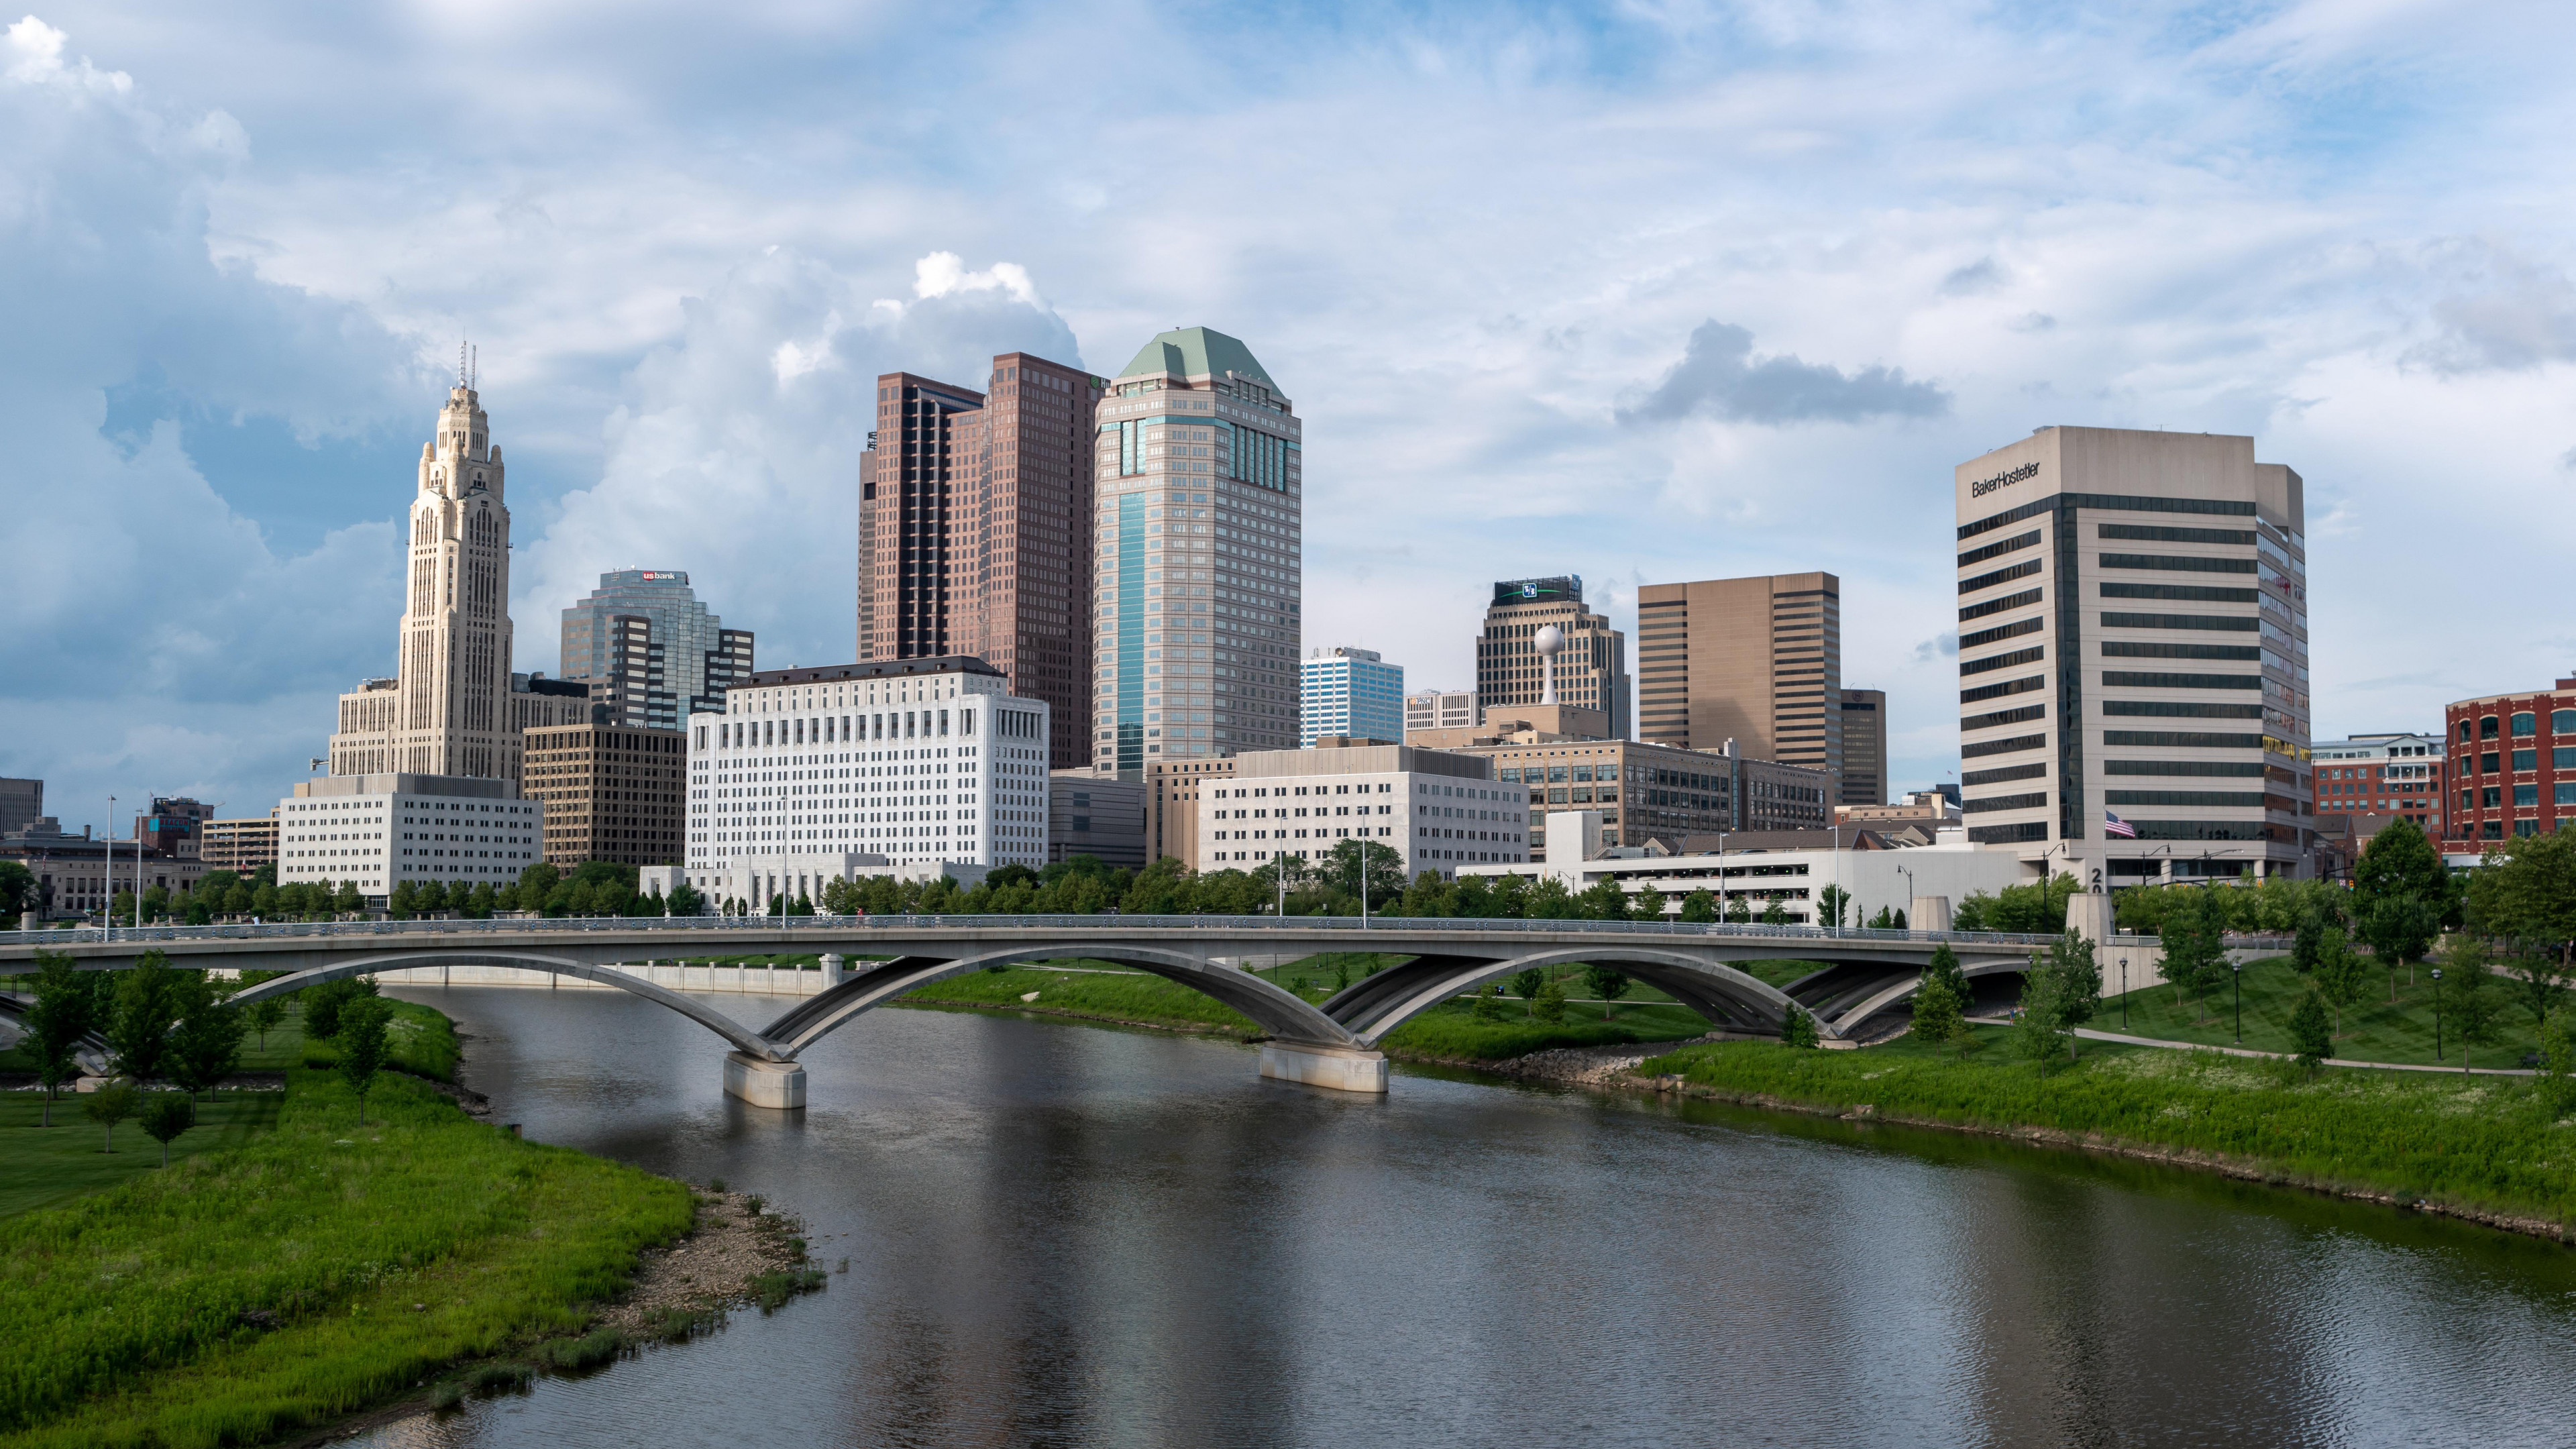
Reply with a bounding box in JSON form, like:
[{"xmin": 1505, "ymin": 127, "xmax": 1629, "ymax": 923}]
[{"xmin": 5, "ymin": 0, "xmax": 2575, "ymax": 836}]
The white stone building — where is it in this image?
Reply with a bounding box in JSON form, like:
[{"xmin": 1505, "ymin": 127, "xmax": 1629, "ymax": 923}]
[
  {"xmin": 684, "ymin": 657, "xmax": 1051, "ymax": 905},
  {"xmin": 278, "ymin": 773, "xmax": 544, "ymax": 900},
  {"xmin": 327, "ymin": 374, "xmax": 584, "ymax": 789},
  {"xmin": 1197, "ymin": 740, "xmax": 1527, "ymax": 879}
]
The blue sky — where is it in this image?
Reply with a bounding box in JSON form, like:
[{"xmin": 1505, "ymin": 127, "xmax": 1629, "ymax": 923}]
[{"xmin": 5, "ymin": 0, "xmax": 2573, "ymax": 834}]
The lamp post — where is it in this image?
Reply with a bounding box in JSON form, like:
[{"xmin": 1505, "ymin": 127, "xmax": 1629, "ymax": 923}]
[
  {"xmin": 103, "ymin": 794, "xmax": 115, "ymax": 943},
  {"xmin": 2232, "ymin": 960, "xmax": 2243, "ymax": 1044},
  {"xmin": 1893, "ymin": 863, "xmax": 1915, "ymax": 934},
  {"xmin": 1715, "ymin": 830, "xmax": 1729, "ymax": 928},
  {"xmin": 2431, "ymin": 967, "xmax": 2443, "ymax": 1061},
  {"xmin": 2120, "ymin": 956, "xmax": 2129, "ymax": 1030}
]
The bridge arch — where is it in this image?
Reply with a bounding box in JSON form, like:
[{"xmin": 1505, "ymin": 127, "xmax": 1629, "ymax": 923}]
[
  {"xmin": 1324, "ymin": 947, "xmax": 1807, "ymax": 1045},
  {"xmin": 762, "ymin": 944, "xmax": 1357, "ymax": 1058},
  {"xmin": 229, "ymin": 953, "xmax": 786, "ymax": 1061}
]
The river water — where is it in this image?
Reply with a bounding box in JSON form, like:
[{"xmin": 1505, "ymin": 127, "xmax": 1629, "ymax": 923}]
[{"xmin": 350, "ymin": 985, "xmax": 2576, "ymax": 1449}]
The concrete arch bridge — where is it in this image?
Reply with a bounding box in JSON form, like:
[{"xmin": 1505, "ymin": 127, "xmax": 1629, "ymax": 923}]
[{"xmin": 0, "ymin": 916, "xmax": 2124, "ymax": 1105}]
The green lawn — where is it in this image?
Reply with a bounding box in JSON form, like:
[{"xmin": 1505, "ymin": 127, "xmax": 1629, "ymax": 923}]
[
  {"xmin": 1642, "ymin": 1029, "xmax": 2576, "ymax": 1230},
  {"xmin": 0, "ymin": 1093, "xmax": 284, "ymax": 1221},
  {"xmin": 2098, "ymin": 956, "xmax": 2550, "ymax": 1070},
  {"xmin": 0, "ymin": 1066, "xmax": 696, "ymax": 1449},
  {"xmin": 900, "ymin": 965, "xmax": 1263, "ymax": 1036}
]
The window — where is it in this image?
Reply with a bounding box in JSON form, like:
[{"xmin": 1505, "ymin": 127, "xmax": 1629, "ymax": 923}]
[
  {"xmin": 2557, "ymin": 783, "xmax": 2576, "ymax": 807},
  {"xmin": 2483, "ymin": 753, "xmax": 2501, "ymax": 775},
  {"xmin": 2482, "ymin": 716, "xmax": 2500, "ymax": 739},
  {"xmin": 2557, "ymin": 748, "xmax": 2576, "ymax": 770},
  {"xmin": 2514, "ymin": 749, "xmax": 2538, "ymax": 772},
  {"xmin": 2515, "ymin": 784, "xmax": 2540, "ymax": 807},
  {"xmin": 2483, "ymin": 787, "xmax": 2502, "ymax": 808},
  {"xmin": 2512, "ymin": 712, "xmax": 2538, "ymax": 737},
  {"xmin": 2556, "ymin": 710, "xmax": 2576, "ymax": 735},
  {"xmin": 2461, "ymin": 720, "xmax": 2475, "ymax": 742}
]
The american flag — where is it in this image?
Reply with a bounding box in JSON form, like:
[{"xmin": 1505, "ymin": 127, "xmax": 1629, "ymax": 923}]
[{"xmin": 2104, "ymin": 810, "xmax": 2137, "ymax": 839}]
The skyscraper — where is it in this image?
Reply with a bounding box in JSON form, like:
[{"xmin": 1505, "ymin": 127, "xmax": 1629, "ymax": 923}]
[
  {"xmin": 859, "ymin": 354, "xmax": 1101, "ymax": 769},
  {"xmin": 1092, "ymin": 328, "xmax": 1301, "ymax": 774},
  {"xmin": 1841, "ymin": 688, "xmax": 1886, "ymax": 806},
  {"xmin": 329, "ymin": 378, "xmax": 584, "ymax": 786},
  {"xmin": 1953, "ymin": 426, "xmax": 2312, "ymax": 881},
  {"xmin": 1634, "ymin": 572, "xmax": 1841, "ymax": 785},
  {"xmin": 559, "ymin": 570, "xmax": 753, "ymax": 730},
  {"xmin": 1476, "ymin": 577, "xmax": 1629, "ymax": 739},
  {"xmin": 1299, "ymin": 646, "xmax": 1403, "ymax": 746}
]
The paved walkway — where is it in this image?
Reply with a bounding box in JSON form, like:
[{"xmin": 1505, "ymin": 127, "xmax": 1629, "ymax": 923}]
[{"xmin": 1968, "ymin": 1015, "xmax": 2536, "ymax": 1077}]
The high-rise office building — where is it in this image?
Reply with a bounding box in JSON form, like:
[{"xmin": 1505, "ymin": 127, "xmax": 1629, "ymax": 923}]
[
  {"xmin": 1300, "ymin": 646, "xmax": 1403, "ymax": 746},
  {"xmin": 0, "ymin": 778, "xmax": 42, "ymax": 837},
  {"xmin": 1634, "ymin": 572, "xmax": 1841, "ymax": 786},
  {"xmin": 559, "ymin": 570, "xmax": 753, "ymax": 730},
  {"xmin": 1476, "ymin": 577, "xmax": 1629, "ymax": 739},
  {"xmin": 1954, "ymin": 427, "xmax": 2312, "ymax": 881},
  {"xmin": 1093, "ymin": 327, "xmax": 1302, "ymax": 774},
  {"xmin": 859, "ymin": 353, "xmax": 1102, "ymax": 770},
  {"xmin": 1404, "ymin": 690, "xmax": 1478, "ymax": 739},
  {"xmin": 1841, "ymin": 688, "xmax": 1886, "ymax": 806},
  {"xmin": 329, "ymin": 377, "xmax": 585, "ymax": 786},
  {"xmin": 523, "ymin": 722, "xmax": 688, "ymax": 867}
]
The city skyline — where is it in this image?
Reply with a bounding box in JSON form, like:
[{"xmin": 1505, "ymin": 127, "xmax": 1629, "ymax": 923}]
[{"xmin": 8, "ymin": 6, "xmax": 2576, "ymax": 832}]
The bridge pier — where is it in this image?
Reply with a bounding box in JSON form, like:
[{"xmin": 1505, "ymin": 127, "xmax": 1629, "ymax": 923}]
[
  {"xmin": 722, "ymin": 1052, "xmax": 806, "ymax": 1110},
  {"xmin": 1258, "ymin": 1041, "xmax": 1388, "ymax": 1094}
]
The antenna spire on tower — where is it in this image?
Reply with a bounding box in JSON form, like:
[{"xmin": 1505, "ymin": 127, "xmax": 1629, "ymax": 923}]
[{"xmin": 457, "ymin": 337, "xmax": 468, "ymax": 388}]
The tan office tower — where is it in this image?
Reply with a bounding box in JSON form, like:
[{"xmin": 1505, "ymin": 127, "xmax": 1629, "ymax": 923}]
[
  {"xmin": 1093, "ymin": 327, "xmax": 1301, "ymax": 773},
  {"xmin": 1841, "ymin": 688, "xmax": 1887, "ymax": 806},
  {"xmin": 1954, "ymin": 427, "xmax": 2312, "ymax": 882},
  {"xmin": 1477, "ymin": 577, "xmax": 1629, "ymax": 739},
  {"xmin": 329, "ymin": 373, "xmax": 583, "ymax": 787},
  {"xmin": 1633, "ymin": 573, "xmax": 1841, "ymax": 784},
  {"xmin": 859, "ymin": 354, "xmax": 1102, "ymax": 769}
]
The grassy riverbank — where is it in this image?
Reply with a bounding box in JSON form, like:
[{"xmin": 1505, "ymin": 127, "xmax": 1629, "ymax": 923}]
[
  {"xmin": 0, "ymin": 995, "xmax": 458, "ymax": 1083},
  {"xmin": 0, "ymin": 1065, "xmax": 696, "ymax": 1449},
  {"xmin": 1639, "ymin": 1030, "xmax": 2576, "ymax": 1232},
  {"xmin": 897, "ymin": 963, "xmax": 1715, "ymax": 1061}
]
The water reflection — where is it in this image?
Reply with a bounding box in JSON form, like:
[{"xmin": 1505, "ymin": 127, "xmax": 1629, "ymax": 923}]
[{"xmin": 350, "ymin": 987, "xmax": 2576, "ymax": 1449}]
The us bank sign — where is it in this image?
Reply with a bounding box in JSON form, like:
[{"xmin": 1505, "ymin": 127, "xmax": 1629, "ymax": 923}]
[{"xmin": 1970, "ymin": 461, "xmax": 2041, "ymax": 498}]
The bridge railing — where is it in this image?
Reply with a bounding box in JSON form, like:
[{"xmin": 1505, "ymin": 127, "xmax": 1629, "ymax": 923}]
[{"xmin": 9, "ymin": 914, "xmax": 2102, "ymax": 951}]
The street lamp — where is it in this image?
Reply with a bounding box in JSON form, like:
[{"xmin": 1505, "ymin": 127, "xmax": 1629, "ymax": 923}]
[
  {"xmin": 2120, "ymin": 956, "xmax": 2129, "ymax": 1030},
  {"xmin": 2431, "ymin": 967, "xmax": 2444, "ymax": 1061},
  {"xmin": 104, "ymin": 794, "xmax": 115, "ymax": 943},
  {"xmin": 2232, "ymin": 959, "xmax": 2243, "ymax": 1044}
]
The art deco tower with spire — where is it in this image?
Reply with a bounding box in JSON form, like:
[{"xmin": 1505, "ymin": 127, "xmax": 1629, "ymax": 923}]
[{"xmin": 331, "ymin": 365, "xmax": 582, "ymax": 784}]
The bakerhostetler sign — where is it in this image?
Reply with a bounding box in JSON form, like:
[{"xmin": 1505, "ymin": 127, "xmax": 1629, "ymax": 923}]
[{"xmin": 1969, "ymin": 461, "xmax": 2041, "ymax": 498}]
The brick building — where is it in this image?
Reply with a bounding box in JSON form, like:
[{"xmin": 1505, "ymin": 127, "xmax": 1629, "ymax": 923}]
[{"xmin": 2444, "ymin": 678, "xmax": 2576, "ymax": 847}]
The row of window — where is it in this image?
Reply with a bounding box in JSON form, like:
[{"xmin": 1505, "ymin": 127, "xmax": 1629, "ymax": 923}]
[
  {"xmin": 2463, "ymin": 710, "xmax": 2576, "ymax": 739},
  {"xmin": 2468, "ymin": 784, "xmax": 2576, "ymax": 808}
]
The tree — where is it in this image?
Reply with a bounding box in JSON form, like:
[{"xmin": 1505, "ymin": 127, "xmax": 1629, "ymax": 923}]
[
  {"xmin": 2442, "ymin": 957, "xmax": 2504, "ymax": 1072},
  {"xmin": 387, "ymin": 880, "xmax": 420, "ymax": 919},
  {"xmin": 301, "ymin": 973, "xmax": 378, "ymax": 1040},
  {"xmin": 1632, "ymin": 883, "xmax": 1668, "ymax": 922},
  {"xmin": 1817, "ymin": 883, "xmax": 1851, "ymax": 930},
  {"xmin": 86, "ymin": 1081, "xmax": 140, "ymax": 1151},
  {"xmin": 2288, "ymin": 991, "xmax": 2333, "ymax": 1072},
  {"xmin": 2012, "ymin": 952, "xmax": 2068, "ymax": 1066},
  {"xmin": 669, "ymin": 879, "xmax": 705, "ymax": 917},
  {"xmin": 2157, "ymin": 890, "xmax": 2228, "ymax": 1024},
  {"xmin": 1575, "ymin": 876, "xmax": 1630, "ymax": 922},
  {"xmin": 25, "ymin": 951, "xmax": 101, "ymax": 1126},
  {"xmin": 2541, "ymin": 1010, "xmax": 2576, "ymax": 1114},
  {"xmin": 0, "ymin": 859, "xmax": 37, "ymax": 921},
  {"xmin": 2353, "ymin": 814, "xmax": 2451, "ymax": 925},
  {"xmin": 1510, "ymin": 967, "xmax": 1546, "ymax": 1016},
  {"xmin": 2359, "ymin": 896, "xmax": 2440, "ymax": 1000},
  {"xmin": 2313, "ymin": 926, "xmax": 2371, "ymax": 1036},
  {"xmin": 168, "ymin": 974, "xmax": 247, "ymax": 1099},
  {"xmin": 1321, "ymin": 838, "xmax": 1407, "ymax": 912},
  {"xmin": 1759, "ymin": 897, "xmax": 1788, "ymax": 926},
  {"xmin": 1470, "ymin": 984, "xmax": 1507, "ymax": 1022},
  {"xmin": 1781, "ymin": 1004, "xmax": 1819, "ymax": 1049},
  {"xmin": 106, "ymin": 951, "xmax": 185, "ymax": 1083},
  {"xmin": 1923, "ymin": 943, "xmax": 1972, "ymax": 1022},
  {"xmin": 465, "ymin": 881, "xmax": 496, "ymax": 919},
  {"xmin": 1678, "ymin": 889, "xmax": 1718, "ymax": 924},
  {"xmin": 337, "ymin": 996, "xmax": 393, "ymax": 1125},
  {"xmin": 1583, "ymin": 963, "xmax": 1631, "ymax": 1018},
  {"xmin": 139, "ymin": 1091, "xmax": 196, "ymax": 1167},
  {"xmin": 1530, "ymin": 978, "xmax": 1568, "ymax": 1023},
  {"xmin": 1911, "ymin": 965, "xmax": 1966, "ymax": 1048},
  {"xmin": 2047, "ymin": 930, "xmax": 2101, "ymax": 1058},
  {"xmin": 246, "ymin": 995, "xmax": 286, "ymax": 1053},
  {"xmin": 1723, "ymin": 894, "xmax": 1752, "ymax": 924},
  {"xmin": 2468, "ymin": 831, "xmax": 2576, "ymax": 1007}
]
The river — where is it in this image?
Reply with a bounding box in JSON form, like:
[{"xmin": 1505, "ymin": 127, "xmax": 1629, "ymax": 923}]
[{"xmin": 350, "ymin": 984, "xmax": 2576, "ymax": 1448}]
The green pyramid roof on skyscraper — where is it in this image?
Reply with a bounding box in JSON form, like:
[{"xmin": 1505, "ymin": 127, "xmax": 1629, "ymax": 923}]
[{"xmin": 1116, "ymin": 327, "xmax": 1275, "ymax": 388}]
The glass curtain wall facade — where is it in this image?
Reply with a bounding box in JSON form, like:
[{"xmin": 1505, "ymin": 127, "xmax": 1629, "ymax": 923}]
[
  {"xmin": 1300, "ymin": 646, "xmax": 1403, "ymax": 746},
  {"xmin": 559, "ymin": 570, "xmax": 752, "ymax": 728},
  {"xmin": 1093, "ymin": 328, "xmax": 1301, "ymax": 775}
]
